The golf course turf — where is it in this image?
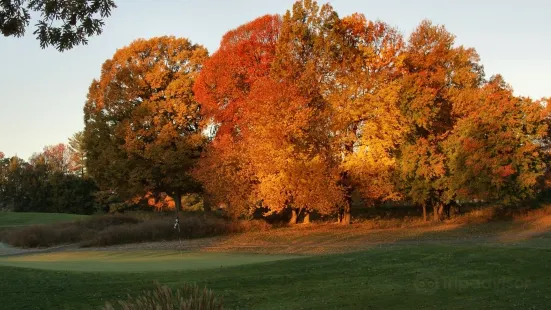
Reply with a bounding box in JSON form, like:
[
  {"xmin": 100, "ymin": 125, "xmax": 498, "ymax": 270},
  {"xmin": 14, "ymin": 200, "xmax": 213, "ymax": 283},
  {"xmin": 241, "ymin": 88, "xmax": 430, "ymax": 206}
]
[{"xmin": 1, "ymin": 244, "xmax": 550, "ymax": 309}]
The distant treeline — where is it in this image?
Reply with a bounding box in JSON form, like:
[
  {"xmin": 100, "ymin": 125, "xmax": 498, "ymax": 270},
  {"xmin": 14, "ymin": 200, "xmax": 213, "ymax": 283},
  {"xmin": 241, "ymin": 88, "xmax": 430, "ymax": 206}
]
[{"xmin": 0, "ymin": 142, "xmax": 96, "ymax": 214}]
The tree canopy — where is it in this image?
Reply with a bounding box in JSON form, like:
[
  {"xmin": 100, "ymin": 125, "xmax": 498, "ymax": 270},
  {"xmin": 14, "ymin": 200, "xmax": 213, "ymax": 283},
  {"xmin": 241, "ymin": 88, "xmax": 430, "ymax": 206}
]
[
  {"xmin": 83, "ymin": 36, "xmax": 208, "ymax": 216},
  {"xmin": 55, "ymin": 0, "xmax": 550, "ymax": 223},
  {"xmin": 1, "ymin": 0, "xmax": 116, "ymax": 51},
  {"xmin": 190, "ymin": 0, "xmax": 550, "ymax": 223}
]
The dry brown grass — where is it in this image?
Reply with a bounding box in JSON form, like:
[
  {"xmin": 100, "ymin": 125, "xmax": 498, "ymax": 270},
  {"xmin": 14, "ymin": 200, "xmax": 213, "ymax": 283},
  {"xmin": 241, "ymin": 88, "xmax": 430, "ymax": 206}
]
[{"xmin": 103, "ymin": 281, "xmax": 223, "ymax": 310}]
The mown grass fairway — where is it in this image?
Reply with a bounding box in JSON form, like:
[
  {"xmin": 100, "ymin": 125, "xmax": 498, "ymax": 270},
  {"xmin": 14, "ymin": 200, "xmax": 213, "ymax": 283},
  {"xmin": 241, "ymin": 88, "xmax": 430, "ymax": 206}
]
[
  {"xmin": 0, "ymin": 212, "xmax": 88, "ymax": 227},
  {"xmin": 1, "ymin": 244, "xmax": 550, "ymax": 309}
]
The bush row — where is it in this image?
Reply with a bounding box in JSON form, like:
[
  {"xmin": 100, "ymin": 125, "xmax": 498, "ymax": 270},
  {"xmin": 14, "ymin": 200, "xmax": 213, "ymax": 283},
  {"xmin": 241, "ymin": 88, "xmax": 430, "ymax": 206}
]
[{"xmin": 0, "ymin": 213, "xmax": 271, "ymax": 248}]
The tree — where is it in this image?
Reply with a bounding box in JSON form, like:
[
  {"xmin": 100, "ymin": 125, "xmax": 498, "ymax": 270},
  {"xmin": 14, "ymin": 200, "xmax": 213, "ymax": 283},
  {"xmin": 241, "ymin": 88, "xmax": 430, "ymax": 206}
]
[
  {"xmin": 194, "ymin": 14, "xmax": 281, "ymax": 137},
  {"xmin": 396, "ymin": 20, "xmax": 484, "ymax": 221},
  {"xmin": 193, "ymin": 15, "xmax": 281, "ymax": 219},
  {"xmin": 68, "ymin": 131, "xmax": 86, "ymax": 177},
  {"xmin": 0, "ymin": 152, "xmax": 8, "ymax": 209},
  {"xmin": 1, "ymin": 0, "xmax": 116, "ymax": 51},
  {"xmin": 268, "ymin": 0, "xmax": 347, "ymax": 223},
  {"xmin": 83, "ymin": 36, "xmax": 208, "ymax": 219},
  {"xmin": 323, "ymin": 13, "xmax": 406, "ymax": 222},
  {"xmin": 242, "ymin": 78, "xmax": 343, "ymax": 223},
  {"xmin": 1, "ymin": 154, "xmax": 97, "ymax": 214},
  {"xmin": 444, "ymin": 76, "xmax": 549, "ymax": 205},
  {"xmin": 30, "ymin": 143, "xmax": 71, "ymax": 173},
  {"xmin": 195, "ymin": 8, "xmax": 346, "ymax": 222},
  {"xmin": 193, "ymin": 135, "xmax": 259, "ymax": 219},
  {"xmin": 268, "ymin": 1, "xmax": 408, "ymax": 224}
]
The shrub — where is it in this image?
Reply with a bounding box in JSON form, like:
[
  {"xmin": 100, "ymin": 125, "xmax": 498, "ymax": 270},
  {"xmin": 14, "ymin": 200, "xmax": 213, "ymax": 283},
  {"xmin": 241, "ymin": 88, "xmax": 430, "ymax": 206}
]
[
  {"xmin": 82, "ymin": 216, "xmax": 272, "ymax": 247},
  {"xmin": 76, "ymin": 214, "xmax": 143, "ymax": 230},
  {"xmin": 82, "ymin": 219, "xmax": 176, "ymax": 247},
  {"xmin": 103, "ymin": 281, "xmax": 223, "ymax": 310},
  {"xmin": 0, "ymin": 224, "xmax": 82, "ymax": 248},
  {"xmin": 0, "ymin": 214, "xmax": 143, "ymax": 248},
  {"xmin": 0, "ymin": 211, "xmax": 273, "ymax": 248}
]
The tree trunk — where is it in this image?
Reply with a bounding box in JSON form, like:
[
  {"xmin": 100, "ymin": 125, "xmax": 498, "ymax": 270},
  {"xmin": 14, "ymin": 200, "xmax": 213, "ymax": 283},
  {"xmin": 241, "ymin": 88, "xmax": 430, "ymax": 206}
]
[
  {"xmin": 433, "ymin": 204, "xmax": 438, "ymax": 221},
  {"xmin": 422, "ymin": 204, "xmax": 427, "ymax": 222},
  {"xmin": 433, "ymin": 203, "xmax": 444, "ymax": 221},
  {"xmin": 289, "ymin": 209, "xmax": 298, "ymax": 225},
  {"xmin": 174, "ymin": 190, "xmax": 182, "ymax": 221},
  {"xmin": 303, "ymin": 212, "xmax": 310, "ymax": 224},
  {"xmin": 342, "ymin": 208, "xmax": 351, "ymax": 225},
  {"xmin": 340, "ymin": 203, "xmax": 351, "ymax": 225}
]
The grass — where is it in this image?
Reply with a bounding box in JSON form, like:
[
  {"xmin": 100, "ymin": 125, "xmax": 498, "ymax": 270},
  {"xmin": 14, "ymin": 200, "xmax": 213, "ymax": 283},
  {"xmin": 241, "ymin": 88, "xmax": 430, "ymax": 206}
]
[
  {"xmin": 0, "ymin": 212, "xmax": 88, "ymax": 227},
  {"xmin": 1, "ymin": 206, "xmax": 550, "ymax": 309},
  {"xmin": 0, "ymin": 244, "xmax": 550, "ymax": 309}
]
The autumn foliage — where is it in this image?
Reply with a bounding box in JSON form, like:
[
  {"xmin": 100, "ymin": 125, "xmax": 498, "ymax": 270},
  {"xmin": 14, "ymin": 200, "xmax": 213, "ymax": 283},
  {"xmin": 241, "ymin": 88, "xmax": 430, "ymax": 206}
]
[
  {"xmin": 76, "ymin": 1, "xmax": 551, "ymax": 224},
  {"xmin": 83, "ymin": 36, "xmax": 208, "ymax": 217}
]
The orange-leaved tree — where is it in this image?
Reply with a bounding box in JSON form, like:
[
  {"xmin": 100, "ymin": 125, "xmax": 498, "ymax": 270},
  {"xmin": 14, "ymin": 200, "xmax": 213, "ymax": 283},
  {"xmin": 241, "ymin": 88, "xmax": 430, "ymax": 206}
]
[
  {"xmin": 444, "ymin": 76, "xmax": 549, "ymax": 205},
  {"xmin": 325, "ymin": 13, "xmax": 406, "ymax": 223},
  {"xmin": 242, "ymin": 78, "xmax": 343, "ymax": 223},
  {"xmin": 396, "ymin": 20, "xmax": 484, "ymax": 221},
  {"xmin": 192, "ymin": 15, "xmax": 281, "ymax": 218},
  {"xmin": 83, "ymin": 36, "xmax": 208, "ymax": 218}
]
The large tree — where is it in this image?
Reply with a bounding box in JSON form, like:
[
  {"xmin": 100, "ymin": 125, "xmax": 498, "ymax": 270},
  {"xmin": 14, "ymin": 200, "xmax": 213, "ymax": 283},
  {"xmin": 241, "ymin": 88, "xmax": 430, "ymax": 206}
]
[
  {"xmin": 444, "ymin": 76, "xmax": 549, "ymax": 205},
  {"xmin": 396, "ymin": 20, "xmax": 484, "ymax": 221},
  {"xmin": 195, "ymin": 10, "xmax": 344, "ymax": 222},
  {"xmin": 83, "ymin": 36, "xmax": 208, "ymax": 218},
  {"xmin": 324, "ymin": 13, "xmax": 406, "ymax": 223},
  {"xmin": 193, "ymin": 15, "xmax": 282, "ymax": 218}
]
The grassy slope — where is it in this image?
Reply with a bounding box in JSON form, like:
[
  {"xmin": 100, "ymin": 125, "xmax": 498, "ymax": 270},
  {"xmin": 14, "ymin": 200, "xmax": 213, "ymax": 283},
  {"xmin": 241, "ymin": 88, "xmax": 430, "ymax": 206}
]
[
  {"xmin": 0, "ymin": 212, "xmax": 88, "ymax": 227},
  {"xmin": 1, "ymin": 245, "xmax": 550, "ymax": 309}
]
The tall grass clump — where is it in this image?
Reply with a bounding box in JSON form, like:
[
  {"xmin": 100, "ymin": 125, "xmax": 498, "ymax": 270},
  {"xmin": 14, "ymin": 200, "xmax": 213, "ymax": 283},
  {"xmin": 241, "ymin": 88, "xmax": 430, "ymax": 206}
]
[{"xmin": 103, "ymin": 281, "xmax": 223, "ymax": 310}]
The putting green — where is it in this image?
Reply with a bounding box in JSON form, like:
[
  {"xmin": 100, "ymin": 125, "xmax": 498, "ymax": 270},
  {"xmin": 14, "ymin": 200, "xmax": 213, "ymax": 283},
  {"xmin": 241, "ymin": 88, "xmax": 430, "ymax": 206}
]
[{"xmin": 0, "ymin": 251, "xmax": 302, "ymax": 272}]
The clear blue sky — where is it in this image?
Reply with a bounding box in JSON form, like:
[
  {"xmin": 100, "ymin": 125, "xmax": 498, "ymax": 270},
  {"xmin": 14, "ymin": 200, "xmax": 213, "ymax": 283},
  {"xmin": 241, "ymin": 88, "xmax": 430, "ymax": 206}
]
[{"xmin": 1, "ymin": 0, "xmax": 549, "ymax": 160}]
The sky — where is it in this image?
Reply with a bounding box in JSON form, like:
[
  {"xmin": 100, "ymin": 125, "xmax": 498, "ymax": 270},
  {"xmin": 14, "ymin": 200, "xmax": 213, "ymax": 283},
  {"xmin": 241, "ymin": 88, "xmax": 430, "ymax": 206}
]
[{"xmin": 0, "ymin": 0, "xmax": 549, "ymax": 160}]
